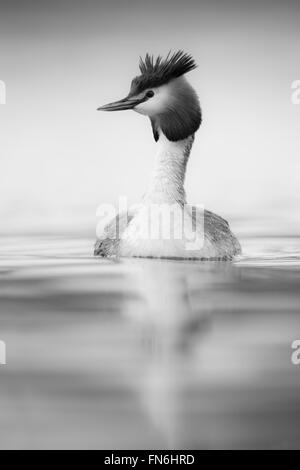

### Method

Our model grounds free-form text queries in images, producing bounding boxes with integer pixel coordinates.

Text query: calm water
[0,235,300,449]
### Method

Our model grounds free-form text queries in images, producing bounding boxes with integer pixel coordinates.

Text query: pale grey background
[0,0,299,235]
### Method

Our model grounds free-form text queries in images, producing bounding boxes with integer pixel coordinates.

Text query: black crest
[129,51,197,96]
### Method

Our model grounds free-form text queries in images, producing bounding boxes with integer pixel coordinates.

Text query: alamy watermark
[0,80,6,105]
[291,80,300,104]
[96,197,205,251]
[291,340,300,365]
[0,341,6,365]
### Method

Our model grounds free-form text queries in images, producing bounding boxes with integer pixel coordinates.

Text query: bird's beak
[97,96,143,112]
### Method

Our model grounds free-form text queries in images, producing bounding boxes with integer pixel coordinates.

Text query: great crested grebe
[95,51,241,260]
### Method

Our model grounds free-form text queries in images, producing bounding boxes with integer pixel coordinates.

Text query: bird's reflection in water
[123,260,217,448]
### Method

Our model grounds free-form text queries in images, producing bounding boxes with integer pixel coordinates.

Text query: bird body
[95,52,241,260]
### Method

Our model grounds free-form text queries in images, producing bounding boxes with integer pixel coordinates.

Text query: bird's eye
[146,90,154,98]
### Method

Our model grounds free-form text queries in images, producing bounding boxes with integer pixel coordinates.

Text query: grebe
[95,51,241,260]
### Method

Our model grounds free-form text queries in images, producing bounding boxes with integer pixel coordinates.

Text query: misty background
[0,0,299,237]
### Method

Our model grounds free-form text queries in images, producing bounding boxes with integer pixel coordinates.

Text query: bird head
[98,51,202,142]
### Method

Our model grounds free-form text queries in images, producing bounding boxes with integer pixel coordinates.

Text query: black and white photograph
[0,0,300,452]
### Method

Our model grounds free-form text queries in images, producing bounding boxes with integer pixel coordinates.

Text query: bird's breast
[118,203,208,258]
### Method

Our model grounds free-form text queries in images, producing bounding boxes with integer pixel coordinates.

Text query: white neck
[144,133,194,204]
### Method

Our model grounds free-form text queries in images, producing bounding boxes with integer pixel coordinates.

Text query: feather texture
[129,51,197,96]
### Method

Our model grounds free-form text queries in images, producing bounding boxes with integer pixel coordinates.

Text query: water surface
[0,235,299,449]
